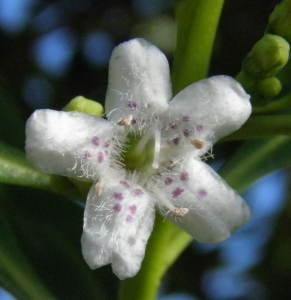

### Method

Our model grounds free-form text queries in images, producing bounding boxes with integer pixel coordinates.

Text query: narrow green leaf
[219,136,291,193]
[0,190,56,300]
[222,115,291,141]
[0,141,82,200]
[252,92,291,114]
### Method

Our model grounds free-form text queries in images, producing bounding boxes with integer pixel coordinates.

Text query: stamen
[134,129,153,154]
[151,186,175,211]
[152,186,188,217]
[117,115,133,126]
[190,139,204,149]
[95,179,104,196]
[152,128,161,169]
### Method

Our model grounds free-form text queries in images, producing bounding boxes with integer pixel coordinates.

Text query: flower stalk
[172,0,225,95]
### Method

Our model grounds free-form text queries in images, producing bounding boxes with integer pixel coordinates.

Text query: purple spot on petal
[172,137,179,145]
[129,205,137,214]
[165,178,173,185]
[170,122,177,130]
[83,151,91,159]
[113,192,123,201]
[92,137,100,146]
[114,203,122,212]
[198,189,207,197]
[133,189,143,196]
[104,140,110,148]
[131,118,137,124]
[128,101,138,110]
[196,125,203,132]
[180,172,189,182]
[126,215,133,222]
[172,187,184,198]
[120,180,129,188]
[182,115,190,122]
[183,129,191,138]
[97,152,104,163]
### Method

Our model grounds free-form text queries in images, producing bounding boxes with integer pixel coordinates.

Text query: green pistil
[123,136,147,170]
[123,135,154,173]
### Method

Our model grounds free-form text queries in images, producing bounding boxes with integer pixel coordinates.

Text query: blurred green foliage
[1,0,291,300]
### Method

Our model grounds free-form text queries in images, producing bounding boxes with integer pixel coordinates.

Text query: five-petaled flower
[25,38,252,280]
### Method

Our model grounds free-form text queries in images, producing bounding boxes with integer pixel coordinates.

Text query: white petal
[156,158,250,243]
[25,109,117,181]
[81,172,155,279]
[160,76,251,157]
[105,38,171,130]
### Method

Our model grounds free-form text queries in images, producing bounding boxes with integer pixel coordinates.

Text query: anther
[190,139,204,149]
[117,115,133,126]
[95,179,104,196]
[172,207,189,217]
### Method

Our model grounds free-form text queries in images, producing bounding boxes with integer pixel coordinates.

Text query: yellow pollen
[190,139,204,149]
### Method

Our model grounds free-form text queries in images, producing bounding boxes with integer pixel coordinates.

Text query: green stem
[172,0,225,95]
[119,1,225,299]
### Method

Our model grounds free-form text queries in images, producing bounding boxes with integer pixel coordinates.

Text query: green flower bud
[255,77,282,100]
[242,34,290,80]
[266,0,291,43]
[62,96,104,117]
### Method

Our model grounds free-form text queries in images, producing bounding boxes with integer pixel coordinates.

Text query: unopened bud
[242,34,290,80]
[62,96,104,117]
[255,77,282,100]
[266,0,291,43]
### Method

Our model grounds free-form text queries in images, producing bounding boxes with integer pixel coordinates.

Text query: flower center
[115,116,190,218]
[122,134,150,171]
[122,129,160,175]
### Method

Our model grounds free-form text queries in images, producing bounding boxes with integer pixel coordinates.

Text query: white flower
[25,38,252,280]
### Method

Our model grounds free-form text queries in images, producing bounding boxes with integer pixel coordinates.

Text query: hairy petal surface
[156,158,250,243]
[81,172,155,279]
[26,109,117,181]
[105,38,172,130]
[161,76,251,158]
